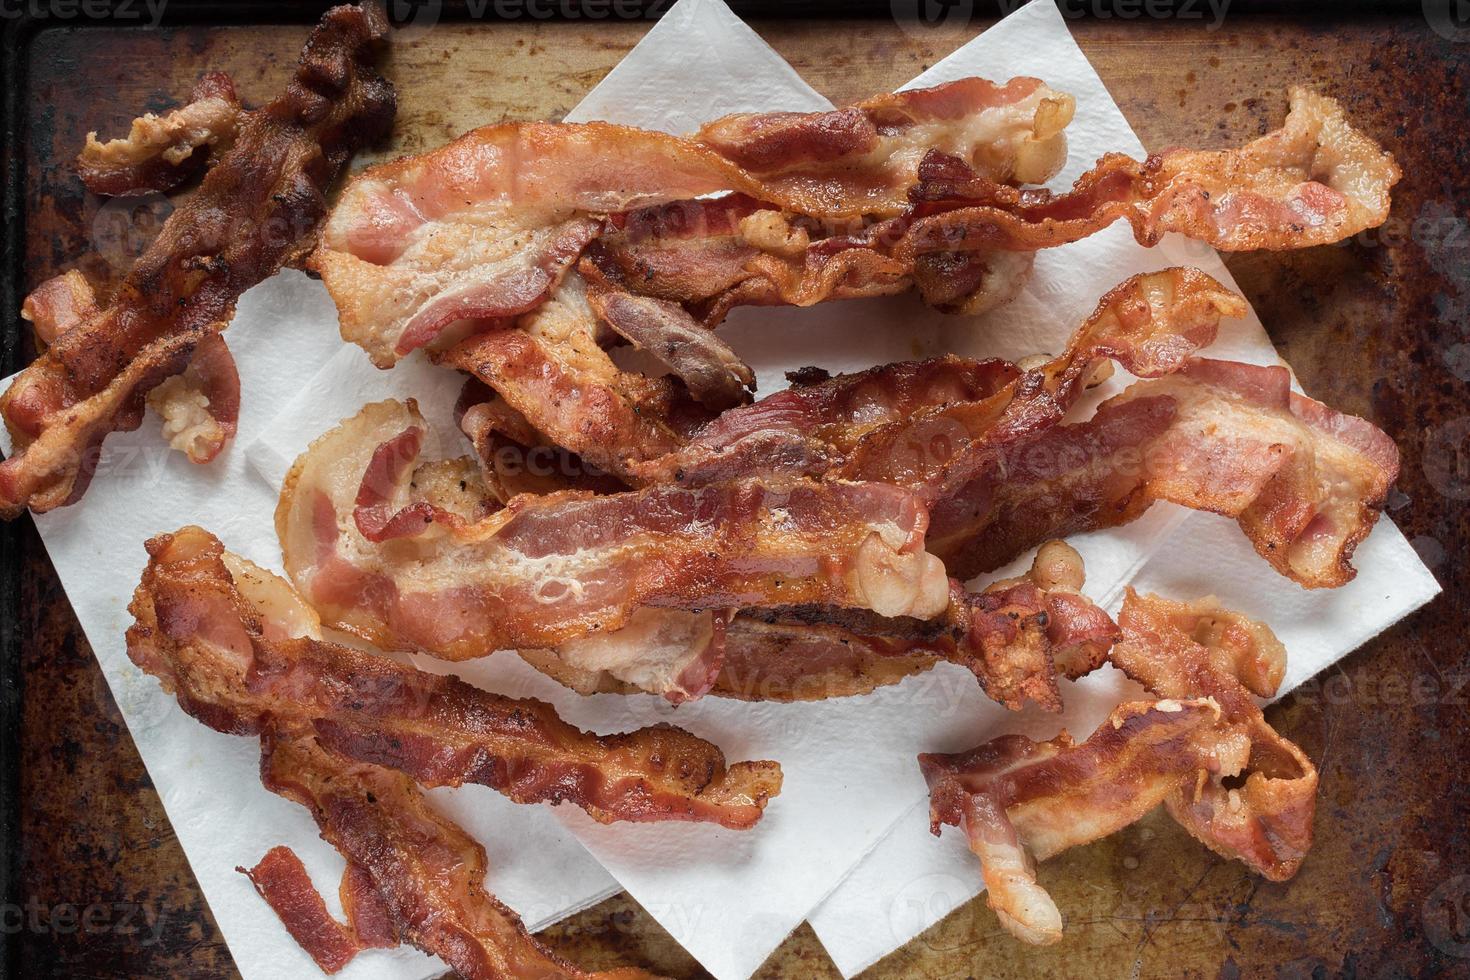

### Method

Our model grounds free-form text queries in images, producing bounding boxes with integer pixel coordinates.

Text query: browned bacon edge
[246,729,659,979]
[77,70,242,197]
[927,357,1400,588]
[126,525,783,828]
[921,591,1315,945]
[0,2,395,519]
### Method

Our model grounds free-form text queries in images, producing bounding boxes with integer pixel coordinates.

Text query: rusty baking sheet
[1,2,1464,977]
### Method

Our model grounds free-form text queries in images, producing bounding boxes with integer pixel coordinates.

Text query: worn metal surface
[7,9,1466,979]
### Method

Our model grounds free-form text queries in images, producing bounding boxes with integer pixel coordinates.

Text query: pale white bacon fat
[276,398,950,661]
[922,590,1315,945]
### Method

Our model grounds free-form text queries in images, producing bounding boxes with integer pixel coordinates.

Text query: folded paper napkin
[2,1,1439,979]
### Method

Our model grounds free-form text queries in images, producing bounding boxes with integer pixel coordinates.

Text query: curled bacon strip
[0,3,395,519]
[1109,589,1316,878]
[928,356,1400,588]
[311,77,1072,365]
[127,525,782,828]
[77,70,242,196]
[922,592,1314,945]
[908,87,1400,255]
[251,730,656,979]
[587,89,1396,335]
[277,398,949,658]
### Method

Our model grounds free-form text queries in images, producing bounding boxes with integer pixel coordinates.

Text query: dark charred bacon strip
[928,357,1400,588]
[1109,589,1316,879]
[78,70,242,196]
[126,526,783,828]
[922,592,1315,945]
[277,399,950,657]
[257,730,656,979]
[0,3,395,519]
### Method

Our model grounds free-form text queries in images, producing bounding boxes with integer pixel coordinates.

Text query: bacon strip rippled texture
[311,76,1074,366]
[245,731,658,979]
[126,525,782,828]
[0,2,395,519]
[312,85,1395,449]
[276,398,951,660]
[632,267,1397,589]
[921,590,1316,945]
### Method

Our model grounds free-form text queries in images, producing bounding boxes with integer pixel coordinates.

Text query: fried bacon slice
[921,592,1314,945]
[907,88,1399,255]
[1109,589,1316,878]
[277,398,949,659]
[127,525,782,828]
[637,267,1244,490]
[583,89,1395,337]
[0,3,395,519]
[435,277,704,481]
[249,729,656,979]
[528,540,1117,711]
[928,357,1400,587]
[310,77,1072,365]
[77,70,242,196]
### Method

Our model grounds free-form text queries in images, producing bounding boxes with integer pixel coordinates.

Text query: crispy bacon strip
[590,90,1394,334]
[127,525,782,828]
[635,267,1243,491]
[311,78,1072,365]
[928,357,1400,587]
[1109,589,1316,878]
[240,846,396,974]
[78,70,242,196]
[0,3,395,519]
[525,540,1116,710]
[907,88,1399,255]
[277,398,950,658]
[922,593,1315,945]
[256,730,656,979]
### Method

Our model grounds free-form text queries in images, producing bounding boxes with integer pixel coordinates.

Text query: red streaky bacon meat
[276,398,950,659]
[250,730,657,978]
[127,525,783,828]
[0,2,395,519]
[921,591,1315,945]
